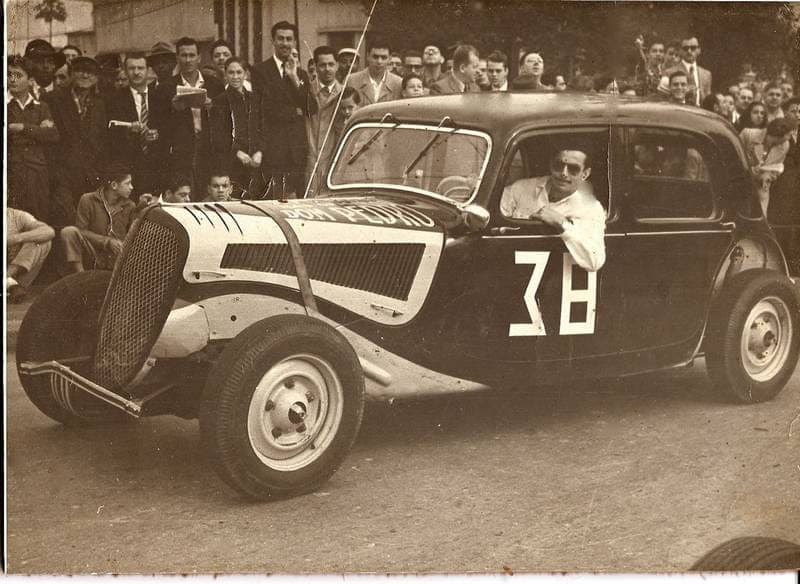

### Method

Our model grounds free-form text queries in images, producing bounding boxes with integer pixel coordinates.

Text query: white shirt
[369,70,387,103]
[179,71,205,132]
[273,54,286,78]
[500,175,607,272]
[130,86,148,121]
[681,59,700,105]
[492,80,508,91]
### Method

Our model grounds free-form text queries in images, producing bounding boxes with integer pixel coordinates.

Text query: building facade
[89,0,366,64]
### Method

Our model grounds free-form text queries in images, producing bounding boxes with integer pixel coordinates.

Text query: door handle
[720,222,736,230]
[489,226,521,235]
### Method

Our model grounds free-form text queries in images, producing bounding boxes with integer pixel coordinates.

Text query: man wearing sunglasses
[500,149,606,272]
[659,35,711,107]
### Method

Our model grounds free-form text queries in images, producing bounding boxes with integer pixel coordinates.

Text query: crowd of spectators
[5,25,799,301]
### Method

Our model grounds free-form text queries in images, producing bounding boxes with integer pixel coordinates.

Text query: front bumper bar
[19,358,144,418]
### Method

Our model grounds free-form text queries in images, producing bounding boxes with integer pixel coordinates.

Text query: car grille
[220,243,425,301]
[93,214,186,392]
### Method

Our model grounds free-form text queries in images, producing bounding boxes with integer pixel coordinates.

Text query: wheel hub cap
[247,355,344,472]
[741,297,793,382]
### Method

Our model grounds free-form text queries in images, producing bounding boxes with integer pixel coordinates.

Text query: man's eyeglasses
[551,161,583,175]
[682,45,700,51]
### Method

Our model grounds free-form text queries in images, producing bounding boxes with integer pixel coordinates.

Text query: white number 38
[509,251,598,337]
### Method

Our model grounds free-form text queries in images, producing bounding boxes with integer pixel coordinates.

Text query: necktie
[139,90,150,152]
[139,91,149,127]
[689,65,699,105]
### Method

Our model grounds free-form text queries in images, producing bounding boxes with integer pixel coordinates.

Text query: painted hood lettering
[270,200,437,230]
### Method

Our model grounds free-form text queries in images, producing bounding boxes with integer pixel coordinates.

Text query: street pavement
[5,296,800,574]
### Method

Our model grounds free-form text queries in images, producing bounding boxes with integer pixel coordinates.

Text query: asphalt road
[6,299,800,574]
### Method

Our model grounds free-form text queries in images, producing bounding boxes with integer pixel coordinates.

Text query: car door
[460,125,629,384]
[610,125,736,367]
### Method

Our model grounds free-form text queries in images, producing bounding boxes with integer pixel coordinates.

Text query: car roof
[349,92,734,138]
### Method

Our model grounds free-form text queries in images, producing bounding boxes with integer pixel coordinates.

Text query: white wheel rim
[740,297,793,382]
[247,354,344,472]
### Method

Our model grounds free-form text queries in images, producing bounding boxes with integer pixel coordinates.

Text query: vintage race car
[17,93,800,500]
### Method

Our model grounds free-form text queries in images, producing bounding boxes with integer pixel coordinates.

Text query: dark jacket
[250,57,317,170]
[106,85,170,164]
[8,95,59,168]
[153,73,225,161]
[44,85,109,194]
[210,86,264,158]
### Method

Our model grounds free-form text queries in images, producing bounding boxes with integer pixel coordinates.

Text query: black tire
[199,314,365,500]
[691,537,800,571]
[706,269,800,403]
[16,270,128,424]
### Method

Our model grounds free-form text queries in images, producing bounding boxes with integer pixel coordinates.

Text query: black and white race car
[17,93,800,500]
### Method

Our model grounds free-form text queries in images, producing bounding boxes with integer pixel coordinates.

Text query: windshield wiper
[403,116,456,177]
[346,113,398,166]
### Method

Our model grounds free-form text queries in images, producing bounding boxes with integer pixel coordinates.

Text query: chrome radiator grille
[93,216,185,391]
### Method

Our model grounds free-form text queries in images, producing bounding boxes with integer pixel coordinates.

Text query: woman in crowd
[7,55,60,222]
[736,101,767,132]
[740,116,797,216]
[211,56,264,197]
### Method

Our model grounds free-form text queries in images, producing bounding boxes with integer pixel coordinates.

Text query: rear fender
[711,236,788,298]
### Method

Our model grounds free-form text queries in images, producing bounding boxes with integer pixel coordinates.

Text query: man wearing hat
[24,39,66,99]
[46,55,109,214]
[336,48,360,83]
[147,41,177,88]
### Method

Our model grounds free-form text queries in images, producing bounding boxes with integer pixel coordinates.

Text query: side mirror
[461,204,490,232]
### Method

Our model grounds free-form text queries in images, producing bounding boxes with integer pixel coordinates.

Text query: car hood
[156,195,455,326]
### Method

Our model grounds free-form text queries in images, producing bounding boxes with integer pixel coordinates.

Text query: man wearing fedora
[46,55,109,218]
[147,41,177,88]
[24,39,65,99]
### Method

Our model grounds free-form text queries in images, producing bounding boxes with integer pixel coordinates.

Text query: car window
[628,128,715,220]
[328,124,491,205]
[499,129,610,221]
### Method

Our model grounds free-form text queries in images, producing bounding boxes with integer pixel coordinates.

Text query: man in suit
[154,36,225,199]
[429,44,481,95]
[486,51,509,91]
[46,56,109,221]
[347,39,402,106]
[659,36,711,107]
[107,53,169,200]
[250,21,316,198]
[306,45,344,195]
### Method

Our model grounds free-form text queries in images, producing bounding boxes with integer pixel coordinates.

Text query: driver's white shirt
[501,175,606,271]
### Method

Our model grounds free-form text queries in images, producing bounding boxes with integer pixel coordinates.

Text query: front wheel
[706,269,800,403]
[199,315,365,500]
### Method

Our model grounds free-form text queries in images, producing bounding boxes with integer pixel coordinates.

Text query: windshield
[327,123,492,205]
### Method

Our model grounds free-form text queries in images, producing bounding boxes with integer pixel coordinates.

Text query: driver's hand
[532,206,567,230]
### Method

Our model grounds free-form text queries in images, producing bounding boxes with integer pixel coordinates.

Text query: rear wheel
[199,315,365,500]
[706,269,800,403]
[16,270,129,424]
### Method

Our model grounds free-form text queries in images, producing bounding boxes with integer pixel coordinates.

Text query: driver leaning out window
[500,149,606,272]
